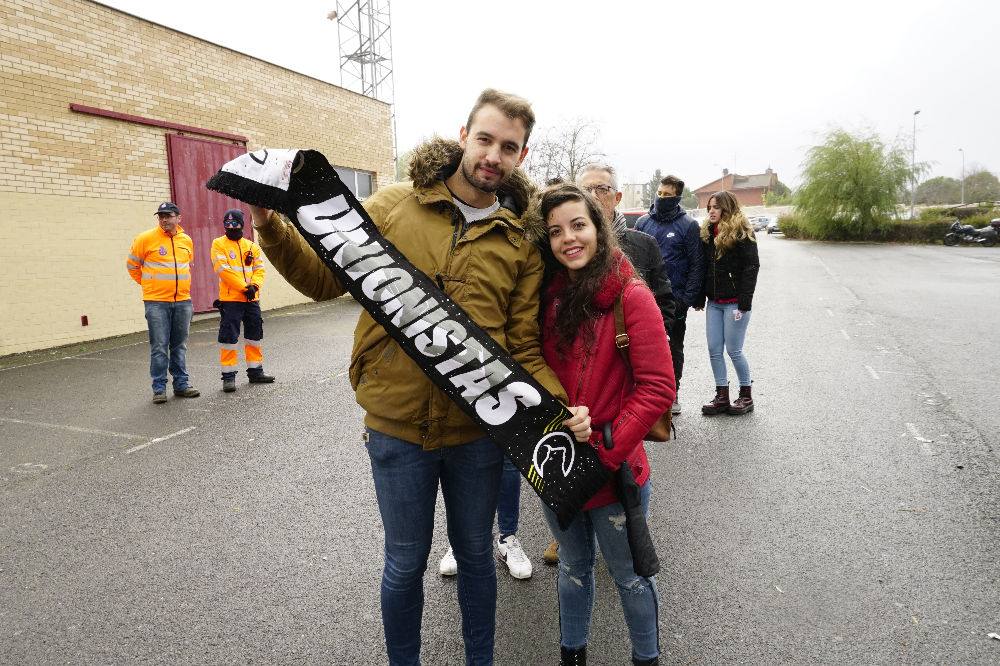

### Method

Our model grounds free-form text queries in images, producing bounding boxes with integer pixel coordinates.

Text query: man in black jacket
[577,163,675,335]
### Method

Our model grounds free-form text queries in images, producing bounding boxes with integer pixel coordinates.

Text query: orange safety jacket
[211,235,265,301]
[126,225,194,301]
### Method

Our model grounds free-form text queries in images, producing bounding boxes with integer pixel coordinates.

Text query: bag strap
[613,293,631,368]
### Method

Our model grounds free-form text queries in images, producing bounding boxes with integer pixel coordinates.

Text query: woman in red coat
[538,183,675,666]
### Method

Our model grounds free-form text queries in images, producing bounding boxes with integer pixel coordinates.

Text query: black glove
[244,284,258,301]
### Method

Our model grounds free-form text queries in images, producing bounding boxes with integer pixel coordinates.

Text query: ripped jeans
[542,480,659,661]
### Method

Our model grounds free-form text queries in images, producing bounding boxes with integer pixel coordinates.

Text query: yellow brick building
[0,0,394,356]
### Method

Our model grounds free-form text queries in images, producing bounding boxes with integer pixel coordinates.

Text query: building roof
[694,170,777,194]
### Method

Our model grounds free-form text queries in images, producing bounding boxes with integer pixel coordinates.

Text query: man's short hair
[545,176,565,186]
[466,88,536,147]
[659,175,685,195]
[576,163,618,191]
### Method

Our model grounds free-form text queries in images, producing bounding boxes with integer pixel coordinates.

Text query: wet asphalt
[1,235,998,665]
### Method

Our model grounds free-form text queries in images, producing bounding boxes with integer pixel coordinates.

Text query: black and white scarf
[206,149,609,527]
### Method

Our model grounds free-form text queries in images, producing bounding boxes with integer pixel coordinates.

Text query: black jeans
[669,300,687,392]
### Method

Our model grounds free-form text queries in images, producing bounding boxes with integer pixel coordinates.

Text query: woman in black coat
[693,191,760,415]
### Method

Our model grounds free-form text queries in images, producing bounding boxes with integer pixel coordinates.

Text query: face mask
[654,196,682,218]
[225,227,244,241]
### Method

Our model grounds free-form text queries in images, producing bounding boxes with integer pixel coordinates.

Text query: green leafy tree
[640,169,663,208]
[395,149,413,182]
[796,129,922,239]
[964,170,1000,203]
[680,186,697,209]
[914,176,961,204]
[763,181,793,206]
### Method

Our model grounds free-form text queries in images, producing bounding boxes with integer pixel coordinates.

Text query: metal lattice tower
[330,1,396,164]
[330,1,394,103]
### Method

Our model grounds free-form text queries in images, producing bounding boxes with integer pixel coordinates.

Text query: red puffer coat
[542,252,676,510]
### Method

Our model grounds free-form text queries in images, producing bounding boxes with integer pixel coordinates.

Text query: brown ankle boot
[728,385,754,415]
[702,386,730,415]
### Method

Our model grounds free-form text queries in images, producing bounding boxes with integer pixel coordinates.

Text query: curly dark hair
[539,183,619,355]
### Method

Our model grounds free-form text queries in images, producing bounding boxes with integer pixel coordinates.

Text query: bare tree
[523,118,605,185]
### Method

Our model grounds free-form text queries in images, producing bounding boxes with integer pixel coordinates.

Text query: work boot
[633,657,658,666]
[560,645,586,666]
[173,386,200,398]
[152,392,167,404]
[728,385,754,415]
[223,377,237,393]
[701,386,730,415]
[543,539,559,565]
[247,371,275,384]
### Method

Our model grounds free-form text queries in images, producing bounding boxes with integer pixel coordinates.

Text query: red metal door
[166,134,250,312]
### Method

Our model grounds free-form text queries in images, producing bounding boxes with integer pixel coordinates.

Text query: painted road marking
[0,417,146,441]
[864,365,880,379]
[905,423,935,455]
[125,427,196,455]
[905,423,933,443]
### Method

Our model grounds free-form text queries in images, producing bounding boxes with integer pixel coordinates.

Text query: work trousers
[217,300,264,379]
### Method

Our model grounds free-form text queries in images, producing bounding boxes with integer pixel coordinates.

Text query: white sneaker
[497,535,532,579]
[672,398,682,415]
[439,546,457,576]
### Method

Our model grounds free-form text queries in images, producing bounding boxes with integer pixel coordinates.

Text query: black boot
[633,657,659,666]
[701,386,730,415]
[728,385,754,415]
[560,645,586,666]
[247,370,275,384]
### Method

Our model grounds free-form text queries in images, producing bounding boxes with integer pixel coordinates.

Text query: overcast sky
[96,0,998,190]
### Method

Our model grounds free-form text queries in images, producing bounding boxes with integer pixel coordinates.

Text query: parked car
[749,215,773,232]
[621,208,647,229]
[766,218,781,234]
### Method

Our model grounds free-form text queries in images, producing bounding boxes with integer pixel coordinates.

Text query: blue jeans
[705,301,752,387]
[496,458,521,538]
[143,300,193,393]
[542,481,659,661]
[366,429,503,666]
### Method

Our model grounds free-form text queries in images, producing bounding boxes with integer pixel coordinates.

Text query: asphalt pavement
[1,235,998,665]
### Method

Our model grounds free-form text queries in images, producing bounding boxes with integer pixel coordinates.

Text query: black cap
[155,202,180,215]
[223,209,245,225]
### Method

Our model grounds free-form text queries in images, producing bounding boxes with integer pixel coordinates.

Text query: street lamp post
[910,109,920,220]
[959,147,965,205]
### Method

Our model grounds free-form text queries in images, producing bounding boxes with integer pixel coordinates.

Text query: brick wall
[0,0,394,355]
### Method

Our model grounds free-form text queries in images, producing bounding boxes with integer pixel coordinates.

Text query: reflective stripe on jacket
[126,226,193,301]
[211,236,265,301]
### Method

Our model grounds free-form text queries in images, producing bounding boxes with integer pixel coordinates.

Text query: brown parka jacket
[253,138,567,449]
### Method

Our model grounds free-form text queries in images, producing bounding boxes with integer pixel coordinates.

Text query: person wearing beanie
[210,208,275,392]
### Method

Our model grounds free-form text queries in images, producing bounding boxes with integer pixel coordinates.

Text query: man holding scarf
[247,89,590,665]
[636,176,704,414]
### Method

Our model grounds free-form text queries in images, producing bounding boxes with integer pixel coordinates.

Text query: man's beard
[460,157,504,194]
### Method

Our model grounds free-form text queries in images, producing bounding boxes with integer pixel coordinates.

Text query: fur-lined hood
[406,137,544,241]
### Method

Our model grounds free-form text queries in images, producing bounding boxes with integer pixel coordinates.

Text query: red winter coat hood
[542,251,675,511]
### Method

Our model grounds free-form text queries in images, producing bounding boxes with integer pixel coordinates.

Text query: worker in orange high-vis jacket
[127,201,201,403]
[211,209,275,393]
